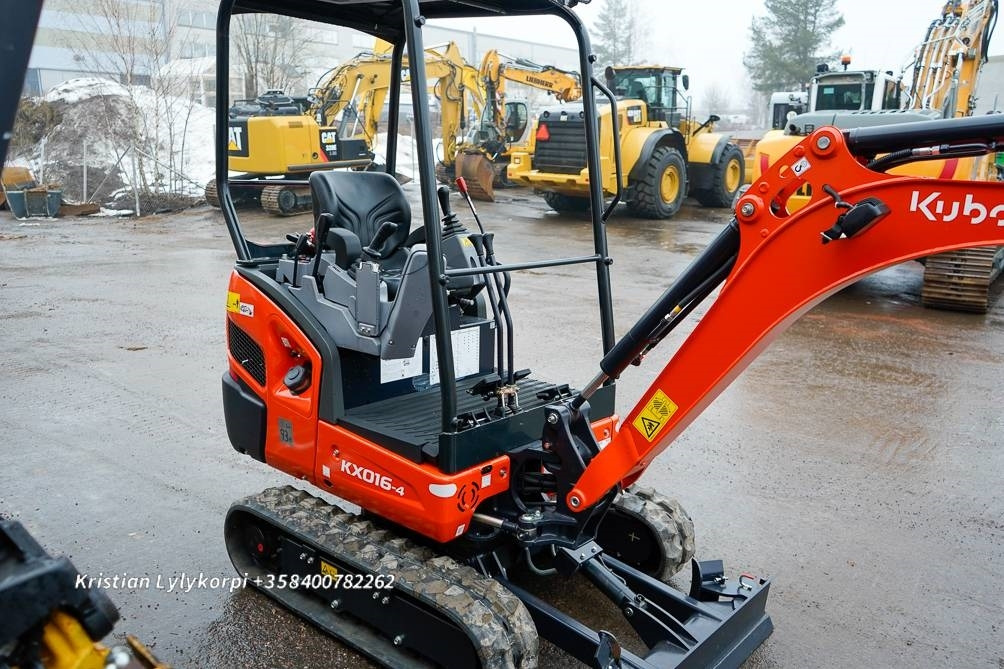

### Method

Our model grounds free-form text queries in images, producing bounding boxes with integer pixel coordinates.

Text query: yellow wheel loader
[507,65,745,218]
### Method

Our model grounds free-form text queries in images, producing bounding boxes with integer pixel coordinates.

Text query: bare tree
[591,0,647,68]
[64,0,204,202]
[703,84,732,116]
[232,14,316,97]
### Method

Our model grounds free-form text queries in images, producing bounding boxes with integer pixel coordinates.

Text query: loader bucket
[455,151,496,201]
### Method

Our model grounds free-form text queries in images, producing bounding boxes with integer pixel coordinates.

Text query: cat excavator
[215,1,1004,668]
[208,41,484,215]
[751,0,1001,311]
[453,49,583,201]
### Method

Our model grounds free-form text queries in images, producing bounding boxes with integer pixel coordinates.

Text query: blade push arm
[568,116,1004,510]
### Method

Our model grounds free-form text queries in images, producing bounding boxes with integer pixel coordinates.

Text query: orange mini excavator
[215,2,1004,667]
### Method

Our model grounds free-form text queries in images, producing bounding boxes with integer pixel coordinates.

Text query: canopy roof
[232,0,587,43]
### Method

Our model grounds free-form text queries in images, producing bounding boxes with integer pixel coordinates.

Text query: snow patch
[44,77,131,104]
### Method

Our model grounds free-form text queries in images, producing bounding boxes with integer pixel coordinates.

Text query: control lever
[311,212,336,280]
[437,184,453,218]
[362,220,399,259]
[455,177,486,234]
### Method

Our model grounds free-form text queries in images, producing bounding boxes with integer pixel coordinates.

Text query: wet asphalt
[0,188,1001,669]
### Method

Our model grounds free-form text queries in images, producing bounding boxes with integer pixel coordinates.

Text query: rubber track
[232,486,538,669]
[204,179,219,208]
[921,246,1004,313]
[613,486,696,581]
[261,185,312,216]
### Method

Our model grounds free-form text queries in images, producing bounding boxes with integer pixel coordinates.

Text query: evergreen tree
[591,0,637,68]
[744,0,845,93]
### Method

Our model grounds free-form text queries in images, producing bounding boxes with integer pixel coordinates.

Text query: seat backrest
[309,171,411,251]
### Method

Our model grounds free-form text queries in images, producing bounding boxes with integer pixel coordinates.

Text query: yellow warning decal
[226,291,240,313]
[319,560,339,579]
[632,390,678,442]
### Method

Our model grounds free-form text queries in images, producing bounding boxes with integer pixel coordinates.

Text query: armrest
[325,228,362,270]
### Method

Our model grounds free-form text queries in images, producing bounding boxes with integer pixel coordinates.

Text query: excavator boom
[570,115,1004,507]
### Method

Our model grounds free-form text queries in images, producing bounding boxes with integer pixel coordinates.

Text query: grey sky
[438,0,1002,110]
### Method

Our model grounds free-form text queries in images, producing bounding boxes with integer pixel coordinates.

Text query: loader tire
[693,143,745,208]
[542,191,590,213]
[597,485,695,581]
[626,146,686,219]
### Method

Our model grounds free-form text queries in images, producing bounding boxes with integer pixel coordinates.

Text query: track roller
[225,486,538,669]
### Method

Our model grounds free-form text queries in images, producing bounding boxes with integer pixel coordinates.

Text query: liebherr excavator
[215,1,1004,668]
[752,0,1001,312]
[453,49,583,201]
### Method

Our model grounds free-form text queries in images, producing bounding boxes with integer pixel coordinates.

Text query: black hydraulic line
[634,252,737,362]
[591,77,623,221]
[471,235,506,384]
[456,181,505,382]
[483,234,515,385]
[599,222,740,380]
[402,0,457,432]
[845,114,1004,155]
[866,142,992,172]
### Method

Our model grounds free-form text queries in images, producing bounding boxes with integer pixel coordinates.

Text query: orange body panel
[314,424,511,543]
[570,127,1004,508]
[227,273,322,480]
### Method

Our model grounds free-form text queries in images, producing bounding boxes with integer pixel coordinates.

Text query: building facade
[27,1,578,107]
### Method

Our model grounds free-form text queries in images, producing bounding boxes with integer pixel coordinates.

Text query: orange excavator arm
[568,116,1004,509]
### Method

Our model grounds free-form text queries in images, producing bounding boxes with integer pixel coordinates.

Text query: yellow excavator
[453,50,583,200]
[208,41,483,215]
[507,65,745,218]
[750,0,1000,311]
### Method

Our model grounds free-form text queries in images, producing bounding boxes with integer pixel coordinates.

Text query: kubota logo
[910,191,1004,225]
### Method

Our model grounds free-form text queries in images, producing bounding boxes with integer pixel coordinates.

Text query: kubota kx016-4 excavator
[216,1,1004,667]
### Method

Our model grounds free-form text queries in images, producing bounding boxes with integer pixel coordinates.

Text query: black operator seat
[308,170,412,297]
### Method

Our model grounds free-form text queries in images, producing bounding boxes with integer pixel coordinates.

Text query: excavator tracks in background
[225,486,539,669]
[261,184,312,216]
[921,246,1004,312]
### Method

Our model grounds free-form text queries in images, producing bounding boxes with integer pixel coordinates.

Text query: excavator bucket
[455,151,496,201]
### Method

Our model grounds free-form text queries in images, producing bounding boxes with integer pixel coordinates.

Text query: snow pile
[19,77,216,205]
[44,77,131,104]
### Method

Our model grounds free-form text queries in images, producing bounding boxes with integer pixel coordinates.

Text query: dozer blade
[455,152,496,202]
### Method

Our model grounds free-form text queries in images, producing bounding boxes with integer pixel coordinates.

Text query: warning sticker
[226,291,240,313]
[632,390,678,442]
[319,560,339,579]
